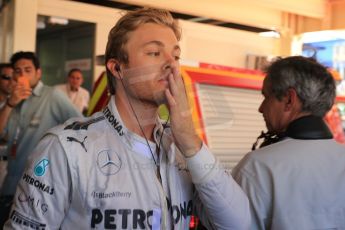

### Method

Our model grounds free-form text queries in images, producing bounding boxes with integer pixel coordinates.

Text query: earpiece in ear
[115,63,123,80]
[115,63,121,72]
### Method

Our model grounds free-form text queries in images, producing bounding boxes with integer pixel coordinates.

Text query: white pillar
[12,0,38,53]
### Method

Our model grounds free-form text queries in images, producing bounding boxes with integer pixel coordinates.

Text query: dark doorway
[36,15,95,92]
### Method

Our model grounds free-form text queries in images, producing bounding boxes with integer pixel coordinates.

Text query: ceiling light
[259,31,280,38]
[302,30,345,43]
[48,16,69,25]
[36,21,46,29]
[37,15,46,29]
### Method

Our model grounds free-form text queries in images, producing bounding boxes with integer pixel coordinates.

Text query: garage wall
[197,83,265,169]
[180,20,279,68]
[1,0,280,78]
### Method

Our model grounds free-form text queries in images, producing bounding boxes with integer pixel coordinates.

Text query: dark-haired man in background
[0,51,82,227]
[0,63,14,109]
[0,63,14,195]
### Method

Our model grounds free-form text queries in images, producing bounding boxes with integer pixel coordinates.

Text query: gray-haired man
[233,56,345,230]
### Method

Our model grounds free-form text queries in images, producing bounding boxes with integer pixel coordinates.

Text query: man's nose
[162,53,177,71]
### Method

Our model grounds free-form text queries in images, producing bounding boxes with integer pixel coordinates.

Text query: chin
[153,96,167,106]
[151,91,167,105]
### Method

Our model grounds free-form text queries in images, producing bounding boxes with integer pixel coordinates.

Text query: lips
[158,74,171,87]
[157,78,169,88]
[158,76,169,83]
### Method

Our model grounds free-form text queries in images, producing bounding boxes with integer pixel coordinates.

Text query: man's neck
[69,84,79,92]
[115,93,158,141]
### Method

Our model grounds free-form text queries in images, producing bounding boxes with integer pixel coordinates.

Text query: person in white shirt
[56,68,90,114]
[232,56,345,230]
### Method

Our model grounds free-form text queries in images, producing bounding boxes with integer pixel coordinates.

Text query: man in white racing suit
[5,8,250,229]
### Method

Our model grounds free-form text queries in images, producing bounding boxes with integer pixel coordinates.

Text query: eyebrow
[143,40,180,52]
[15,66,33,70]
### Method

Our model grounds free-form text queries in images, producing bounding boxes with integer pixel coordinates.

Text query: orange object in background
[17,76,30,89]
[189,215,199,229]
[329,68,342,81]
[324,104,345,144]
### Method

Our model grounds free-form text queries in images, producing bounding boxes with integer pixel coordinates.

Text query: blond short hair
[105,8,181,94]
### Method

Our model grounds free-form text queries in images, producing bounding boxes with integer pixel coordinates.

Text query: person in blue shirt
[0,51,82,227]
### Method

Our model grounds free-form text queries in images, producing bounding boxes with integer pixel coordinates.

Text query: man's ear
[37,68,42,80]
[284,88,298,111]
[106,59,121,80]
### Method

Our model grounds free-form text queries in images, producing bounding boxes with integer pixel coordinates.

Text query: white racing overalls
[5,96,250,230]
